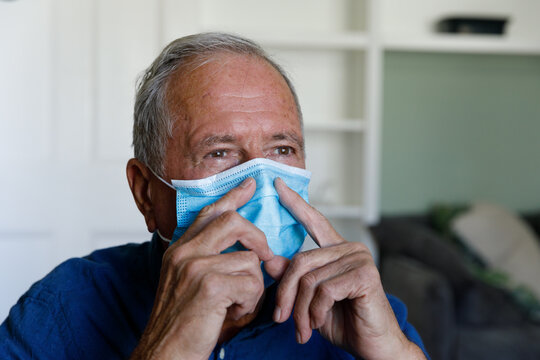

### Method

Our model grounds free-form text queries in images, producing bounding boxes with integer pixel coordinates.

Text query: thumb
[264,255,290,281]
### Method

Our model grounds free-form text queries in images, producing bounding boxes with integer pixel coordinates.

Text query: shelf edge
[383,38,540,55]
[254,32,370,50]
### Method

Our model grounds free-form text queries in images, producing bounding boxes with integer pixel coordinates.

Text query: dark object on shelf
[436,16,509,35]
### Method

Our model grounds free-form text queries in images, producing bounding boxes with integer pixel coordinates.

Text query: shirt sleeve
[387,293,431,360]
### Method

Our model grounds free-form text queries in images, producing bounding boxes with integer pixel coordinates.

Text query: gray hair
[133,32,303,177]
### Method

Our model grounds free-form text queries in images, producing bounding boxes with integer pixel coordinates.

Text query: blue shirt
[0,234,429,359]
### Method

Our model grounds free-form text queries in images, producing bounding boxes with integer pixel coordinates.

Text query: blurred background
[1,0,539,358]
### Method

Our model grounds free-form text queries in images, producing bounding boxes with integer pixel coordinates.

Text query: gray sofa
[370,214,540,360]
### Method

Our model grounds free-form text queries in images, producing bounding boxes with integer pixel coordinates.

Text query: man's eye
[275,146,293,156]
[209,149,228,158]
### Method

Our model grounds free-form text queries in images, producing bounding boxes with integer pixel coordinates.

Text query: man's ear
[126,158,157,233]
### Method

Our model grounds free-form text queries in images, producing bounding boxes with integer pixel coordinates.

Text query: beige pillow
[451,203,540,299]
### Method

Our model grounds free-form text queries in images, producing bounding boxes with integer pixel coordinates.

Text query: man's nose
[243,148,265,162]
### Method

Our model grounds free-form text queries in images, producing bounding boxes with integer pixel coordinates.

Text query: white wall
[0,0,153,320]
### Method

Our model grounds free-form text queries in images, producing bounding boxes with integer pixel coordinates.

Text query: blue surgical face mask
[152,158,311,287]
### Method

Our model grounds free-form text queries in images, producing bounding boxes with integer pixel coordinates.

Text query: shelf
[304,119,366,132]
[384,36,540,55]
[313,204,365,219]
[253,32,369,50]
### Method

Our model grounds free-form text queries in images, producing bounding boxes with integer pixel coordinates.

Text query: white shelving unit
[164,0,383,227]
[264,1,380,226]
[381,0,540,56]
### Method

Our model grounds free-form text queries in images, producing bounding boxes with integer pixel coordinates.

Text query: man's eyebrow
[272,132,305,151]
[198,135,237,148]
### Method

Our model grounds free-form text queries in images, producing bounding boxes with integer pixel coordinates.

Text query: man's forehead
[167,53,293,107]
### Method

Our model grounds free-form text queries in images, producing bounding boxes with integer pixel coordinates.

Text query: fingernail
[240,177,253,188]
[273,306,281,322]
[296,331,302,344]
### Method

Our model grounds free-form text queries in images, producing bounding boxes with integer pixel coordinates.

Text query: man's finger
[293,253,362,342]
[186,251,265,280]
[308,270,357,330]
[196,272,265,321]
[187,210,273,261]
[274,243,361,323]
[180,177,256,242]
[263,255,289,282]
[274,177,343,248]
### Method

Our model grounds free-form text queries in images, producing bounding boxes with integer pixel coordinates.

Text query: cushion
[372,217,473,287]
[451,203,540,300]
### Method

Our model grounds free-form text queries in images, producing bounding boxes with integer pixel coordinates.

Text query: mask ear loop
[147,166,176,244]
[156,229,172,243]
[148,167,176,191]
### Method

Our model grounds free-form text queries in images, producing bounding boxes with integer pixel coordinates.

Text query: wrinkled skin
[126,53,426,360]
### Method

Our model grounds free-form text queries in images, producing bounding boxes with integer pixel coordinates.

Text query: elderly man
[0,33,428,359]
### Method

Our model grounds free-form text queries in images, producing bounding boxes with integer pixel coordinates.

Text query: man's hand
[265,178,426,360]
[131,178,273,360]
